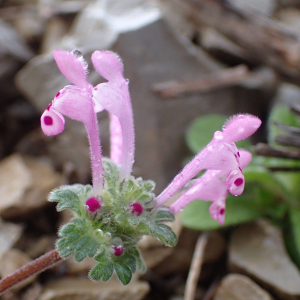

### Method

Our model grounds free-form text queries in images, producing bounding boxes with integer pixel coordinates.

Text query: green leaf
[57,218,101,261]
[152,224,178,247]
[243,166,288,200]
[49,189,81,214]
[114,262,132,285]
[268,105,299,146]
[186,115,226,154]
[89,253,114,281]
[251,156,300,169]
[285,208,300,269]
[274,172,300,206]
[48,184,93,216]
[143,181,155,192]
[122,254,136,273]
[131,248,146,273]
[155,209,175,223]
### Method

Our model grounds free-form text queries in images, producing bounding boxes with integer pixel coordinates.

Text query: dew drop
[111,237,122,247]
[104,232,111,239]
[72,49,83,57]
[103,218,110,224]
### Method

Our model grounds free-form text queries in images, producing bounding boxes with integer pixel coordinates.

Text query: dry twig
[184,232,210,300]
[162,0,300,83]
[253,143,300,160]
[153,65,249,98]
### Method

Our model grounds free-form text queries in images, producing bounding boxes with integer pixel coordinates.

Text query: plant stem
[85,109,103,196]
[0,249,63,295]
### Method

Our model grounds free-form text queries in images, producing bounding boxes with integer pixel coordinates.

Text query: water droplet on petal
[72,49,83,57]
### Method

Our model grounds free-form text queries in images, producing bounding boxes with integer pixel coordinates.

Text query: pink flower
[156,114,261,208]
[170,150,252,225]
[92,51,134,181]
[40,50,103,196]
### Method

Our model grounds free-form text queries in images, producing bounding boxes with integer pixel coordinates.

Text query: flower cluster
[41,50,261,284]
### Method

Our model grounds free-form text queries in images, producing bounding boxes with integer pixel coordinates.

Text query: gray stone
[0,154,61,218]
[0,19,33,61]
[0,154,32,213]
[0,219,23,257]
[229,220,300,300]
[139,215,182,269]
[152,229,226,277]
[214,274,273,300]
[272,83,300,107]
[276,8,300,33]
[231,0,276,15]
[277,0,300,7]
[39,277,150,300]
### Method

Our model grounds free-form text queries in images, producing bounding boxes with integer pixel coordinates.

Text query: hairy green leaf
[155,209,175,223]
[114,262,132,285]
[152,224,177,247]
[89,253,114,281]
[57,218,100,260]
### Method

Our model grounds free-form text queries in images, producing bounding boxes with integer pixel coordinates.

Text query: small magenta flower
[170,150,252,224]
[40,50,103,196]
[156,114,261,208]
[129,202,144,216]
[92,51,134,181]
[85,197,101,213]
[112,245,124,257]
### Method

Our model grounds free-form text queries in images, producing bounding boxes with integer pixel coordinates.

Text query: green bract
[49,158,177,285]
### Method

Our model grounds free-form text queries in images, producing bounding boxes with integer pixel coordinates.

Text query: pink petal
[169,174,227,215]
[41,106,65,136]
[209,200,226,225]
[222,114,261,143]
[93,97,104,113]
[109,113,123,165]
[93,83,122,116]
[239,150,252,169]
[93,82,135,180]
[156,140,239,207]
[225,168,245,196]
[92,51,124,82]
[53,86,94,124]
[53,50,89,88]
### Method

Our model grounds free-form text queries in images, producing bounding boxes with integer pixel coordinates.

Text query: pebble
[214,274,274,300]
[229,220,300,300]
[0,154,61,218]
[39,277,150,300]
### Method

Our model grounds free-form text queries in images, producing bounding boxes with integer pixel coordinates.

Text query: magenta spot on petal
[130,203,143,216]
[44,116,53,126]
[56,91,60,98]
[85,197,101,212]
[46,104,52,111]
[219,208,225,215]
[113,246,124,256]
[237,152,240,157]
[234,178,244,186]
[234,154,237,158]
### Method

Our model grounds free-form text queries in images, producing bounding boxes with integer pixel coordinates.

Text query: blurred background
[2,0,300,299]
